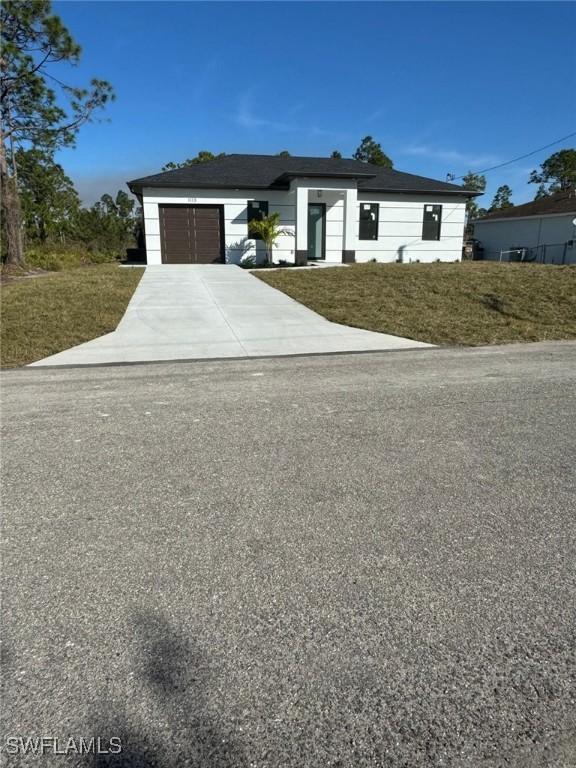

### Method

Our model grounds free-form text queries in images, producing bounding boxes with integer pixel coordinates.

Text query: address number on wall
[187,198,197,203]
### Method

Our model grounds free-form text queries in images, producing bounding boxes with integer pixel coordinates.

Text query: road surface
[2,342,575,766]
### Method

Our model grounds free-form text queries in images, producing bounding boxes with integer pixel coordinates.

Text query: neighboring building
[127,155,476,266]
[473,190,576,264]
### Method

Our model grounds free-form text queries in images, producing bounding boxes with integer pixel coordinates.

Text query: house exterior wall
[356,193,467,263]
[142,187,296,266]
[473,213,576,264]
[141,187,469,265]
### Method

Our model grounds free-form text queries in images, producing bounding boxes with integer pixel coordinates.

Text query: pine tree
[353,136,393,167]
[1,1,113,266]
[489,185,514,211]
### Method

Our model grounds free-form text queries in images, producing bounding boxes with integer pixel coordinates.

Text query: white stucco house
[473,190,576,264]
[127,154,477,266]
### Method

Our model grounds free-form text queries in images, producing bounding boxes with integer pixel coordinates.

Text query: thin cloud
[505,165,535,180]
[365,107,386,123]
[401,144,500,169]
[234,94,349,144]
[309,126,350,140]
[235,93,295,132]
[191,56,220,102]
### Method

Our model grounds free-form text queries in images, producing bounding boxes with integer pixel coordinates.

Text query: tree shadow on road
[89,609,247,768]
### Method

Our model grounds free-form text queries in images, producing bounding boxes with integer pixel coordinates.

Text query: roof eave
[128,182,475,196]
[359,186,477,196]
[476,209,576,223]
[127,181,291,194]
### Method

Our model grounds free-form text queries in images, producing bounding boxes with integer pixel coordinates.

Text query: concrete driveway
[31,265,431,366]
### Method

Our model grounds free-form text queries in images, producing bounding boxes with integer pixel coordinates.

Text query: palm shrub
[248,212,291,266]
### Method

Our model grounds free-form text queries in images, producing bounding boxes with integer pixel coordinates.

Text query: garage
[159,204,223,264]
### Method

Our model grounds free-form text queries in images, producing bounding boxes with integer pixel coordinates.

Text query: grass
[0,264,143,367]
[256,262,576,346]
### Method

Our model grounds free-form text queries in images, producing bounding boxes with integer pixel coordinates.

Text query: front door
[307,203,326,261]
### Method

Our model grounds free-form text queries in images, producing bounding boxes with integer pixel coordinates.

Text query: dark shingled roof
[477,190,576,221]
[128,154,476,196]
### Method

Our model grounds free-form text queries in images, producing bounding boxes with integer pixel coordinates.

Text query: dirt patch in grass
[0,267,51,285]
[256,262,576,346]
[0,264,143,367]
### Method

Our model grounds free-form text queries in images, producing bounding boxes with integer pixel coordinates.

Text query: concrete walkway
[30,265,432,366]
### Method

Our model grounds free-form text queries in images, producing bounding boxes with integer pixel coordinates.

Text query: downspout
[535,215,544,263]
[536,215,543,247]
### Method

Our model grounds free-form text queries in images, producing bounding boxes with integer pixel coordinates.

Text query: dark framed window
[247,200,268,239]
[359,203,379,240]
[422,204,442,241]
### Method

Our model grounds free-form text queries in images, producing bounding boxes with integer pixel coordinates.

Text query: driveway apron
[30,265,432,366]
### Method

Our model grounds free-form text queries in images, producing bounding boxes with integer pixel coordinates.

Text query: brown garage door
[159,205,223,264]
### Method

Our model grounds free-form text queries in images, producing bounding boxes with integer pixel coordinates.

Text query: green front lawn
[0,264,143,367]
[256,262,576,346]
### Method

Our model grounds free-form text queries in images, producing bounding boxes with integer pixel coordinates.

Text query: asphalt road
[1,343,575,767]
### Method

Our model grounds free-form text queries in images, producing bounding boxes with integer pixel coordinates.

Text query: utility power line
[447,130,576,182]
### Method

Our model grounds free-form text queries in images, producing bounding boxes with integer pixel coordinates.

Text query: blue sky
[52,1,575,206]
